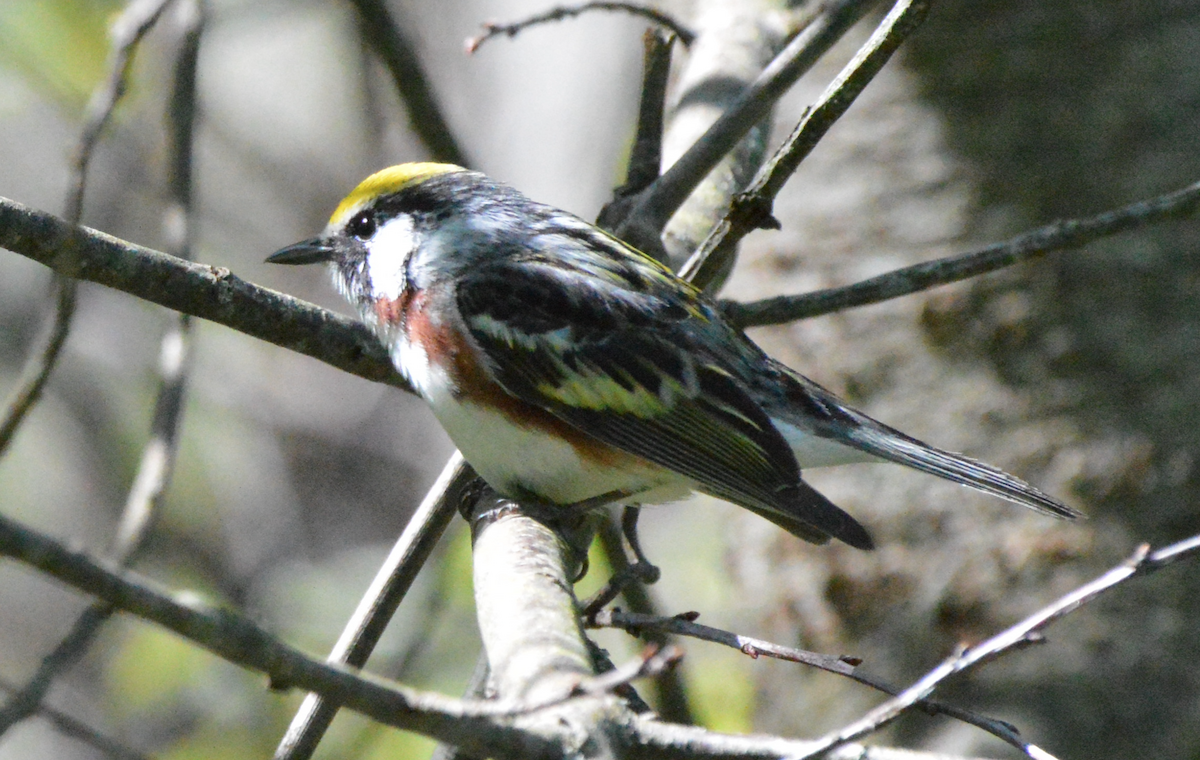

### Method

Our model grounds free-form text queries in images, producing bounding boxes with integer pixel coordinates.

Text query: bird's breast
[394,296,672,505]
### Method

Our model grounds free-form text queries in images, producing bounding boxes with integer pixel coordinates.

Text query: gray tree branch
[273,454,474,760]
[680,0,930,287]
[347,0,470,165]
[724,178,1200,326]
[0,197,408,391]
[466,1,695,52]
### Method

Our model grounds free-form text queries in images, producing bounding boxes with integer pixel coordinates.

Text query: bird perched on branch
[269,162,1078,550]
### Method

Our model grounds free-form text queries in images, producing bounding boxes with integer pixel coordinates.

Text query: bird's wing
[454,238,871,548]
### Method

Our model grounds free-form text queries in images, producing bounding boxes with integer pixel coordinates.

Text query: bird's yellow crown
[329,162,464,227]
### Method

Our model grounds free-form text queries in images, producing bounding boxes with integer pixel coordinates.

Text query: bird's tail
[842,421,1080,519]
[768,362,1080,519]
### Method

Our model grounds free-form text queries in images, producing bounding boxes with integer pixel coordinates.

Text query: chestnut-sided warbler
[268,163,1078,550]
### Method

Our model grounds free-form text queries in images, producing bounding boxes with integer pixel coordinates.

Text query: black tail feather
[749,480,875,550]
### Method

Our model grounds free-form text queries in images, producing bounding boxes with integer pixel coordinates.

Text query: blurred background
[1,1,1198,758]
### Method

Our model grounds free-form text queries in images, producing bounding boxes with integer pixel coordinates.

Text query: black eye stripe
[347,210,377,239]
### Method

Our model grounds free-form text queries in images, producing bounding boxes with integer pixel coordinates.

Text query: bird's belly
[771,418,878,468]
[432,394,682,505]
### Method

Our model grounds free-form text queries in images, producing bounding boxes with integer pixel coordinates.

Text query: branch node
[731,192,782,231]
[1128,543,1152,567]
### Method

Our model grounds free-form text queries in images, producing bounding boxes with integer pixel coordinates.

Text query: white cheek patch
[365,216,418,301]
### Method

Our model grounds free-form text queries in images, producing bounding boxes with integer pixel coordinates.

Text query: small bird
[268,163,1078,550]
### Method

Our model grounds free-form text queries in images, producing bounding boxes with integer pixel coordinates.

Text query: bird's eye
[347,211,377,239]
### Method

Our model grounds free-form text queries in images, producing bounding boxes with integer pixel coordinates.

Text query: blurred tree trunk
[726,2,1200,756]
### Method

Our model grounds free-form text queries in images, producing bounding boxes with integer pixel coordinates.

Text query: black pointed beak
[266,237,337,265]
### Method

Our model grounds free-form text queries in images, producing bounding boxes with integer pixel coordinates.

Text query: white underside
[771,418,878,468]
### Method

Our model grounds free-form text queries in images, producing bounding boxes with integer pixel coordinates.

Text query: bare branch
[348,0,469,165]
[470,501,595,704]
[570,645,683,699]
[0,677,150,760]
[723,178,1200,327]
[592,609,1037,756]
[0,197,409,391]
[596,27,675,234]
[0,508,565,759]
[631,721,995,760]
[681,0,930,288]
[593,609,856,672]
[110,0,205,563]
[467,1,694,53]
[615,0,882,258]
[802,535,1200,758]
[624,29,674,193]
[274,454,475,760]
[0,0,172,457]
[593,513,695,725]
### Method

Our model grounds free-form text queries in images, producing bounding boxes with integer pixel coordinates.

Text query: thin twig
[593,512,695,725]
[680,0,930,288]
[273,454,475,760]
[466,1,694,53]
[592,609,856,671]
[596,27,675,234]
[591,609,1036,756]
[723,178,1200,327]
[0,0,172,457]
[569,645,682,699]
[614,0,881,254]
[348,0,469,165]
[0,677,149,760]
[623,28,673,194]
[110,0,206,562]
[802,535,1200,759]
[586,639,655,715]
